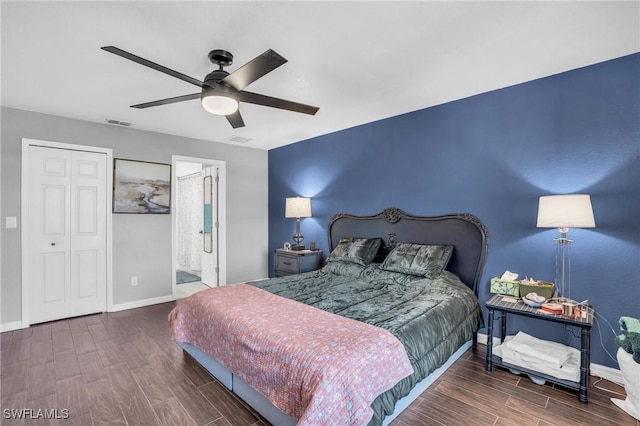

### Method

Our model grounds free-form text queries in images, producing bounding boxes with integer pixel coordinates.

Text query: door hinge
[215,266,219,273]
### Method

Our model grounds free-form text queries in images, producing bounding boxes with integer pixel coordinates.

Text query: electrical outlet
[131,276,138,286]
[6,217,17,229]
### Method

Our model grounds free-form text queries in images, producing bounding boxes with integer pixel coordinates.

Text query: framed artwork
[113,158,171,214]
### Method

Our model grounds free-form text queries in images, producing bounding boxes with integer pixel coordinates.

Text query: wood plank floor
[0,301,636,426]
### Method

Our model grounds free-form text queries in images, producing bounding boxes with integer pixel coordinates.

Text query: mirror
[203,175,213,253]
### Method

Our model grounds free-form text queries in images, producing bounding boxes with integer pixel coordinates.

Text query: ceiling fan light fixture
[103,46,318,127]
[201,91,239,116]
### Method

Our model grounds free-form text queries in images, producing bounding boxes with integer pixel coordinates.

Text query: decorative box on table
[519,281,556,300]
[490,278,520,297]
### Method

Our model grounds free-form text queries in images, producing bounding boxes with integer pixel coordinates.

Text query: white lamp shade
[285,197,312,218]
[537,194,596,228]
[201,92,239,115]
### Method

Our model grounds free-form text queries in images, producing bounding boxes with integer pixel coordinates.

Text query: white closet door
[28,146,107,324]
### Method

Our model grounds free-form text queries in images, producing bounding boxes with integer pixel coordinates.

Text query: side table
[274,249,323,277]
[485,294,594,403]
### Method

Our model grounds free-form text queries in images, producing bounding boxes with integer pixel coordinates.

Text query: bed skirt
[176,340,472,426]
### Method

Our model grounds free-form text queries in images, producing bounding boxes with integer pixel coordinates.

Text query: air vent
[105,119,132,127]
[227,135,252,144]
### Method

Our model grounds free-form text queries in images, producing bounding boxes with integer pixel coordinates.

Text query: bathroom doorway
[175,161,203,284]
[172,156,226,299]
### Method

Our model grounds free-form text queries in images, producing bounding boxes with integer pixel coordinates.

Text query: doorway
[172,155,226,300]
[21,138,113,326]
[175,161,203,285]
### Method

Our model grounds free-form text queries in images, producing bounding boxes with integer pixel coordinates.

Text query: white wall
[0,107,269,325]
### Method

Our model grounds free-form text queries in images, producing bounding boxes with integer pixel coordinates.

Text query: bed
[169,207,489,425]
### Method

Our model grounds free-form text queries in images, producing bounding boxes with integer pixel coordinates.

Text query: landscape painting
[113,159,171,214]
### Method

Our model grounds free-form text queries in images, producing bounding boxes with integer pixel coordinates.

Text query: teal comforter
[250,263,484,425]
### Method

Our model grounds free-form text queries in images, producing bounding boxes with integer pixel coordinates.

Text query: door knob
[51,242,56,246]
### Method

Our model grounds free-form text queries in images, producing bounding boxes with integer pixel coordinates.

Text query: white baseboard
[0,321,25,332]
[109,295,175,312]
[476,332,623,386]
[476,332,499,346]
[1,296,175,332]
[590,363,624,386]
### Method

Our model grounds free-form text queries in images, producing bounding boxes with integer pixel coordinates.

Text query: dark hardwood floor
[1,301,636,426]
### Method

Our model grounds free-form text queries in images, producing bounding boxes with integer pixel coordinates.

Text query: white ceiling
[2,1,638,150]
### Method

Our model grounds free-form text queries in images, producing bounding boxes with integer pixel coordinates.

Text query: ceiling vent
[105,118,132,127]
[226,135,252,144]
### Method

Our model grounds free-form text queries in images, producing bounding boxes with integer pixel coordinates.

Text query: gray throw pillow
[326,237,382,266]
[380,243,453,278]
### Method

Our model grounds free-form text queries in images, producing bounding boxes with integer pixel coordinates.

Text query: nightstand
[485,294,594,403]
[274,249,323,277]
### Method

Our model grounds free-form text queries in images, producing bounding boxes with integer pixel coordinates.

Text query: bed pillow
[360,263,426,285]
[322,260,367,277]
[326,237,381,266]
[380,243,453,278]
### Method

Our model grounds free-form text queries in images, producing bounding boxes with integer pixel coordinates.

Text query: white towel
[506,331,576,367]
[494,334,580,382]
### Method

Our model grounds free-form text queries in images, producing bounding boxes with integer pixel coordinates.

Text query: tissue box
[519,281,556,300]
[490,278,520,297]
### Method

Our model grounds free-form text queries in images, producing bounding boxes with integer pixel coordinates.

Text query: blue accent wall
[268,53,640,368]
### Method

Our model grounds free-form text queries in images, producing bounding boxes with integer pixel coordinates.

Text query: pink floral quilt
[169,284,413,425]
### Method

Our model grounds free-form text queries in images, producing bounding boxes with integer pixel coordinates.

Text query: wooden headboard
[328,207,489,294]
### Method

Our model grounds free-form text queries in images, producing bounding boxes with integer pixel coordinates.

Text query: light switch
[6,217,17,229]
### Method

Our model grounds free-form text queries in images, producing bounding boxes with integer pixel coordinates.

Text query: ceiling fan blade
[225,110,245,128]
[131,93,201,109]
[221,49,287,91]
[102,46,203,88]
[238,91,319,115]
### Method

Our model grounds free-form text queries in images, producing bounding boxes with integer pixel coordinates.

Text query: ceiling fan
[101,46,319,128]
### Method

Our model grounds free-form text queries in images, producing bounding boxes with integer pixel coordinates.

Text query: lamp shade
[285,197,312,218]
[201,90,239,115]
[536,194,596,228]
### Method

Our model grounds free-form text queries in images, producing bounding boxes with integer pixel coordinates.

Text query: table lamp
[285,197,312,250]
[536,194,595,301]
